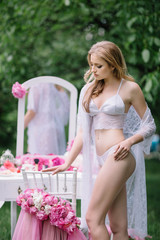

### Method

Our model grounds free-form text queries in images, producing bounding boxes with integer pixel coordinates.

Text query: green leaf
[128,35,136,43]
[154,37,160,47]
[144,79,152,92]
[127,17,137,29]
[145,92,153,102]
[142,49,150,63]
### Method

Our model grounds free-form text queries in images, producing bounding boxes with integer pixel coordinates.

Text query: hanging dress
[27,83,70,155]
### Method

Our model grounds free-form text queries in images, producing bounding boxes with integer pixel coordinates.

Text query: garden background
[0,0,160,239]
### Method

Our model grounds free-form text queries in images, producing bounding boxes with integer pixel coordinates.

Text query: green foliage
[146,159,160,239]
[0,0,160,151]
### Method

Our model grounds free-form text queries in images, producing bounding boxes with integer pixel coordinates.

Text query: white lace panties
[96,144,135,167]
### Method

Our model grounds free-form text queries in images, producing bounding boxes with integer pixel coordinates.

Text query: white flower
[32,191,43,210]
[44,205,51,215]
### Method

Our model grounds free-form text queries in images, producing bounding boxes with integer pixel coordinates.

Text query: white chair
[21,169,90,238]
[11,76,78,237]
[16,76,78,156]
[22,168,77,213]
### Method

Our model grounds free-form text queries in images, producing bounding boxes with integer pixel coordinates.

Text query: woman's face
[90,54,114,81]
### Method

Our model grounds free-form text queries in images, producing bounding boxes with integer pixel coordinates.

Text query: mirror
[16,76,78,156]
[24,83,70,155]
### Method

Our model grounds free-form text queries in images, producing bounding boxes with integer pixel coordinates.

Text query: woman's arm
[123,83,147,144]
[42,128,83,174]
[24,110,36,129]
[114,82,155,160]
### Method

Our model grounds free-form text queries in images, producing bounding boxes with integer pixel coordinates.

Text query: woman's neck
[103,76,120,87]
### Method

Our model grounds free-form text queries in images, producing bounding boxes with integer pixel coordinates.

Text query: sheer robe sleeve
[77,84,94,228]
[123,105,156,154]
[123,105,156,239]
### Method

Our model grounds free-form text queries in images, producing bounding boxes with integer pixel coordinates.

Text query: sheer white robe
[77,84,156,239]
[27,83,69,155]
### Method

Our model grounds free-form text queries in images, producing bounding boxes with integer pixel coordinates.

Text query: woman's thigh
[87,152,135,223]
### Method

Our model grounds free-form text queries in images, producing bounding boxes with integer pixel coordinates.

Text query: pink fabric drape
[67,229,87,240]
[12,210,42,240]
[12,210,87,240]
[42,220,67,240]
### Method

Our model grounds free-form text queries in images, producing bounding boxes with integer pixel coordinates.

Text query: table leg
[11,201,17,238]
[0,201,4,208]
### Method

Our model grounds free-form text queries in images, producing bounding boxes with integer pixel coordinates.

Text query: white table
[0,172,83,237]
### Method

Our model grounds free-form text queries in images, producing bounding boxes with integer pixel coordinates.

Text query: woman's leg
[86,152,135,240]
[108,185,128,240]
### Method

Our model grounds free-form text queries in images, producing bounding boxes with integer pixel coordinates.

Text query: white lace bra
[89,79,127,130]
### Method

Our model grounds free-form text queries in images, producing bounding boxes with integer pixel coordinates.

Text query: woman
[24,83,69,155]
[43,41,156,240]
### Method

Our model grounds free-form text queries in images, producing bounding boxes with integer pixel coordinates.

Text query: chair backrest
[16,76,78,156]
[22,168,77,213]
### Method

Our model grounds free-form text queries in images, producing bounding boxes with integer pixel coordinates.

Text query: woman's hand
[114,139,132,161]
[42,163,68,175]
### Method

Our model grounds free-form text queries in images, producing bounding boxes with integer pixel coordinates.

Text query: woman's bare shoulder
[123,79,142,94]
[123,79,146,109]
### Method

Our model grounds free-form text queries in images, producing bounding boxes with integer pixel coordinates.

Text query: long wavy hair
[83,41,134,112]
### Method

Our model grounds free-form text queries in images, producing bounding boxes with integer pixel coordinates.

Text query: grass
[0,159,159,240]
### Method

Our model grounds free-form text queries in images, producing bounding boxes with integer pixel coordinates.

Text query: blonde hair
[83,41,134,112]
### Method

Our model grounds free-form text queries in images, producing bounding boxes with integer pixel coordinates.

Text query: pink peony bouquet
[16,189,81,234]
[12,82,27,98]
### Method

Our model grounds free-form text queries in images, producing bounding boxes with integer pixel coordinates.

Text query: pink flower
[24,189,34,198]
[52,157,65,166]
[12,82,27,98]
[67,166,74,171]
[27,197,34,206]
[53,197,58,204]
[16,188,80,234]
[44,195,54,205]
[37,162,43,171]
[29,206,37,215]
[21,155,34,164]
[21,201,30,213]
[16,195,24,206]
[36,210,48,221]
[3,160,17,172]
[3,160,15,169]
[43,158,49,166]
